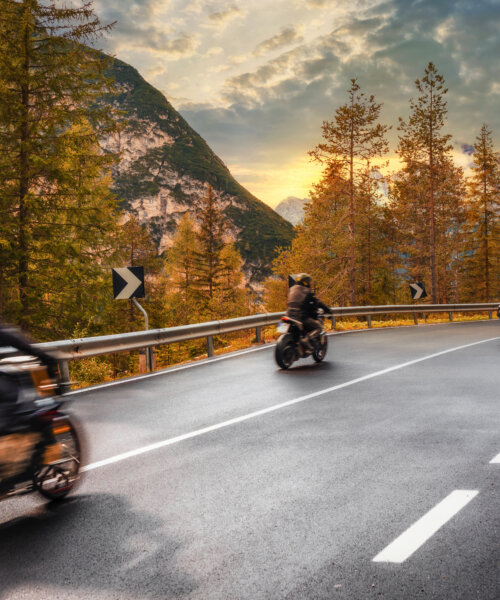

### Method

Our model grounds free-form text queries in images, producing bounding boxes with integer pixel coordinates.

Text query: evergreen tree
[0,0,118,336]
[113,215,159,329]
[193,185,227,313]
[264,166,352,310]
[208,244,248,319]
[167,213,199,300]
[355,164,393,304]
[309,79,390,304]
[390,155,466,303]
[164,213,200,324]
[396,62,453,302]
[464,125,500,301]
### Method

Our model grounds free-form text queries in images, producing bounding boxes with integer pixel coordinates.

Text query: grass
[70,312,497,390]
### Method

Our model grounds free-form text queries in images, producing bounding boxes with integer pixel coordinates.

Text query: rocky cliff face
[275,196,308,226]
[103,58,294,280]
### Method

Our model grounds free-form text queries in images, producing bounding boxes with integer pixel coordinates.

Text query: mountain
[103,57,294,280]
[275,196,309,226]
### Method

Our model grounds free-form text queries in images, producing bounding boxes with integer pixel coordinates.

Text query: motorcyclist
[0,321,59,429]
[286,274,332,352]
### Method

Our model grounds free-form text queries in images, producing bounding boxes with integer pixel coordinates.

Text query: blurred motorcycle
[275,309,329,370]
[0,356,82,501]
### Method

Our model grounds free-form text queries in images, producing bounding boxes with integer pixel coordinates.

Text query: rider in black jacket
[286,274,332,351]
[0,322,59,424]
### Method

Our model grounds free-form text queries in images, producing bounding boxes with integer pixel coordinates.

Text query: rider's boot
[301,335,314,354]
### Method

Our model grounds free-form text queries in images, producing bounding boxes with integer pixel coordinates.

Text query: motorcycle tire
[33,417,82,501]
[312,336,328,363]
[275,334,296,370]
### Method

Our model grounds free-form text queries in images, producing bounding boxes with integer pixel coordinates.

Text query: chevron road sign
[409,282,427,300]
[112,267,145,300]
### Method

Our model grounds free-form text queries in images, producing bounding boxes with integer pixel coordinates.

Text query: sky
[93,0,500,208]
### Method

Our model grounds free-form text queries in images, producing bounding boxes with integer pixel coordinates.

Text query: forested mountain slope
[104,57,294,280]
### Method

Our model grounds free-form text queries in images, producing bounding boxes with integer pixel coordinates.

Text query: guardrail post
[60,360,71,393]
[366,315,372,328]
[331,316,336,329]
[255,326,262,343]
[488,311,492,319]
[206,335,214,357]
[413,313,418,325]
[448,311,453,321]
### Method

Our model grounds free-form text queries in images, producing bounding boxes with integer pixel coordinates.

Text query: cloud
[208,4,241,22]
[94,0,198,57]
[253,27,303,56]
[93,0,500,205]
[156,33,199,55]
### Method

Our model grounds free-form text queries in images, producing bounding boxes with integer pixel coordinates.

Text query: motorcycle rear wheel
[275,334,296,370]
[33,419,82,500]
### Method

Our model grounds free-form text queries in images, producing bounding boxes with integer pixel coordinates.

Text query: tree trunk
[483,176,489,302]
[18,18,31,327]
[428,90,437,303]
[349,118,355,305]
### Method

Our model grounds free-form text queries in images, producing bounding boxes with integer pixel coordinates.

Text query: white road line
[70,320,497,395]
[373,490,479,563]
[489,453,500,463]
[81,335,499,472]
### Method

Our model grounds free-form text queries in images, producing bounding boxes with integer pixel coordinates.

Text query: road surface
[0,320,499,599]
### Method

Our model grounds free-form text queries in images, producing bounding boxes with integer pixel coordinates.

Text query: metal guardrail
[3,302,497,388]
[29,301,497,360]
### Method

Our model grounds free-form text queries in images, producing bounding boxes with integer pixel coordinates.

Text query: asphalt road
[0,320,499,600]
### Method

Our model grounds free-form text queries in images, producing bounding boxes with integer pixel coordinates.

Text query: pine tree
[167,213,199,300]
[396,63,453,303]
[193,185,227,313]
[0,0,118,336]
[464,125,500,301]
[113,215,159,329]
[38,119,119,337]
[309,79,390,304]
[352,165,396,305]
[209,244,248,319]
[164,213,200,324]
[264,166,353,310]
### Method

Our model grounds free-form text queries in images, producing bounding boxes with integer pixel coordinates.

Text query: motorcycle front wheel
[275,334,296,370]
[312,335,328,363]
[33,417,82,500]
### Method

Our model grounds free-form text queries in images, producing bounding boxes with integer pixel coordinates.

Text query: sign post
[112,267,153,372]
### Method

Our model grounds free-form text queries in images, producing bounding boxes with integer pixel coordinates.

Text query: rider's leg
[302,319,322,351]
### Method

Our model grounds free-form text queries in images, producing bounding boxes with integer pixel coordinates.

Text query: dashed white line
[373,490,478,563]
[489,453,500,463]
[81,335,499,472]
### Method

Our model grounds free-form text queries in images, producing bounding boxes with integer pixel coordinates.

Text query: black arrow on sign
[112,267,145,300]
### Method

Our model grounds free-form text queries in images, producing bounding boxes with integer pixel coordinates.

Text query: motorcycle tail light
[52,423,70,435]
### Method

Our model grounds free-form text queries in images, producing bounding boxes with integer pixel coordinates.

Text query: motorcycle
[0,355,82,501]
[275,310,329,370]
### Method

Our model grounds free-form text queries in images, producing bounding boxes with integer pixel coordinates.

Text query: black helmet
[295,273,312,288]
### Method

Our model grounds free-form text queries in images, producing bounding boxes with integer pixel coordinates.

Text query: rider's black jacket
[0,323,55,366]
[286,285,331,320]
[0,323,58,423]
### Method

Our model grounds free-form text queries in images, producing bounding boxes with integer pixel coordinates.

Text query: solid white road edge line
[81,335,500,472]
[373,490,479,563]
[69,320,497,395]
[489,453,500,463]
